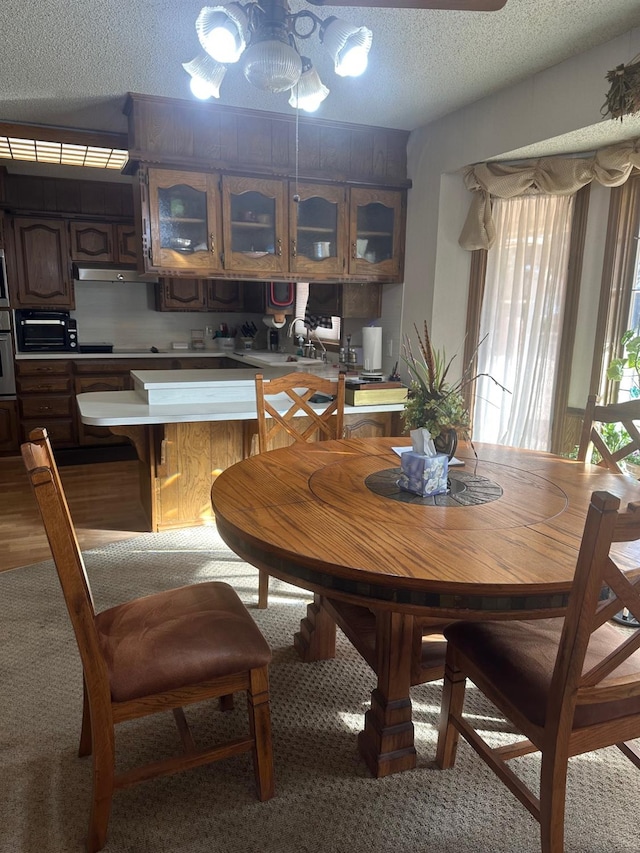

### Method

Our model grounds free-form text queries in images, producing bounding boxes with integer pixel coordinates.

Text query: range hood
[72,263,157,284]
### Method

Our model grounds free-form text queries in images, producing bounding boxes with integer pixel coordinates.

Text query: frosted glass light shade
[242,36,302,93]
[196,4,248,64]
[288,58,329,113]
[182,54,227,99]
[321,17,372,78]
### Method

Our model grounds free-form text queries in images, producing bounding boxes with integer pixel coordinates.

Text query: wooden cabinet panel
[307,282,382,319]
[75,374,129,445]
[221,175,287,275]
[70,221,115,262]
[348,188,406,281]
[343,411,402,439]
[20,394,75,419]
[16,375,73,394]
[11,218,73,308]
[144,169,222,275]
[155,278,207,311]
[289,182,347,277]
[207,279,243,311]
[16,359,76,446]
[116,224,138,263]
[16,360,72,377]
[0,400,19,453]
[20,418,76,446]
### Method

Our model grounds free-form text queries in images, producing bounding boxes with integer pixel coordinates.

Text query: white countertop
[77,369,404,425]
[77,391,404,425]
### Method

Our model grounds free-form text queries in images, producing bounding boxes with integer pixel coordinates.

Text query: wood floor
[0,454,149,572]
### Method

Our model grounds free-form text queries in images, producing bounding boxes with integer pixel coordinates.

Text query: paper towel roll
[362,326,382,372]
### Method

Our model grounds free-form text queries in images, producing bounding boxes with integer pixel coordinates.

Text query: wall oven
[0,249,9,308]
[15,309,78,353]
[0,311,16,398]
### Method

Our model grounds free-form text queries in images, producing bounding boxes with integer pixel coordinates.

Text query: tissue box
[398,452,449,497]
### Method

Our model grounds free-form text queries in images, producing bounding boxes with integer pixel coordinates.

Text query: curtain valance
[459,138,640,250]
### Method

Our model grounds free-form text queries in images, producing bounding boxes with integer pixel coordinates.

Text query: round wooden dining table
[210,437,640,776]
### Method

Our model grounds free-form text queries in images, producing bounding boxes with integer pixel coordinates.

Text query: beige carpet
[2,526,638,853]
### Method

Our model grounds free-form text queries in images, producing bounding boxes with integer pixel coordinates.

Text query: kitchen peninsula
[76,360,405,531]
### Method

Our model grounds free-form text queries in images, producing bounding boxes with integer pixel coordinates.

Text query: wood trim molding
[0,122,127,151]
[550,184,590,454]
[463,248,487,428]
[589,172,640,404]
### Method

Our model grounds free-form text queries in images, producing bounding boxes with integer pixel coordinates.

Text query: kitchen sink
[236,351,320,366]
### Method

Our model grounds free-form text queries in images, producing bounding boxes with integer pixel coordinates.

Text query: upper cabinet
[289,182,347,278]
[70,221,140,265]
[11,218,74,309]
[348,188,405,280]
[142,169,222,276]
[221,175,287,275]
[137,167,406,283]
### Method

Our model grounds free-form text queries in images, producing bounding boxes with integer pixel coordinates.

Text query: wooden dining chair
[436,489,640,853]
[21,427,275,853]
[577,393,640,473]
[577,394,640,626]
[252,370,346,608]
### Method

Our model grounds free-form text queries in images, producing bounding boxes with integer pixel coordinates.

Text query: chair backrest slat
[255,371,345,453]
[578,394,640,472]
[21,428,109,695]
[547,490,640,725]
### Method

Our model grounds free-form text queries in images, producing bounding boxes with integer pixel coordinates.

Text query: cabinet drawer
[75,376,128,394]
[20,395,74,419]
[16,360,71,377]
[20,418,76,446]
[17,375,73,394]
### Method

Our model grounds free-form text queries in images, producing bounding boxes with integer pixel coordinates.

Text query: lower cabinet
[15,360,76,447]
[0,400,19,453]
[74,373,129,445]
[343,410,403,438]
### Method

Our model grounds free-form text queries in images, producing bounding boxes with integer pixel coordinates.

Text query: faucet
[287,317,306,338]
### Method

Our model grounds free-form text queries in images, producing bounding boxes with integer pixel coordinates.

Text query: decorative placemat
[364,466,503,507]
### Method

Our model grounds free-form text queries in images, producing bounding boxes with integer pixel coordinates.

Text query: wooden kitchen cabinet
[348,188,405,281]
[15,359,76,445]
[307,282,382,319]
[70,221,138,265]
[155,278,207,311]
[221,175,287,276]
[11,218,74,308]
[289,182,347,278]
[141,168,223,275]
[207,279,244,311]
[74,373,129,445]
[0,400,19,453]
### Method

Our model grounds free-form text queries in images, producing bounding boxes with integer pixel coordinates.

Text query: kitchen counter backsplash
[69,280,268,352]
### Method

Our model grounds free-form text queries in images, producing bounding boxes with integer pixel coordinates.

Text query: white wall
[404,25,640,405]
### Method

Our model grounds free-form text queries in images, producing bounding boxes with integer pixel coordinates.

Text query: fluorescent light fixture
[0,137,127,170]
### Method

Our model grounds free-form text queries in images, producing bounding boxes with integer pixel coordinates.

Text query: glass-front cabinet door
[146,169,222,274]
[348,188,405,280]
[221,176,287,274]
[289,182,346,277]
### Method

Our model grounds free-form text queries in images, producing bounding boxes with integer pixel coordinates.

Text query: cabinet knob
[291,239,297,258]
[351,242,357,260]
[276,238,282,257]
[209,233,215,254]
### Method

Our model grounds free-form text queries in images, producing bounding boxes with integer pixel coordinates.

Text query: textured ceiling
[1,0,640,144]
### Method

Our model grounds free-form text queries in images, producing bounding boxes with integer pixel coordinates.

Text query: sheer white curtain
[473,193,575,450]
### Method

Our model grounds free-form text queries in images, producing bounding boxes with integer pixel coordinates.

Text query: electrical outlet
[205,325,213,337]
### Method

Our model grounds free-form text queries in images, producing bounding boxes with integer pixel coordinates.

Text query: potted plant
[401,322,508,456]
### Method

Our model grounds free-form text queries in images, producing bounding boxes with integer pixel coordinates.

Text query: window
[472,193,575,450]
[293,283,341,344]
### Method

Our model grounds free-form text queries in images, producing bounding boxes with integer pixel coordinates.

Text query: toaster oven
[15,309,79,352]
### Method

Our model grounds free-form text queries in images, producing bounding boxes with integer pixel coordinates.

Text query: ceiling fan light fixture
[182,53,227,99]
[288,57,329,113]
[196,4,248,64]
[242,25,302,93]
[321,17,372,78]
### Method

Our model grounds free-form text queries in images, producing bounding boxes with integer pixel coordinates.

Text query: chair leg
[539,749,568,853]
[258,570,269,609]
[78,678,92,757]
[86,724,116,853]
[435,655,467,769]
[247,666,275,801]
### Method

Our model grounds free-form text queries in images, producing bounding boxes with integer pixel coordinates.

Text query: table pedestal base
[295,596,427,776]
[358,690,417,777]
